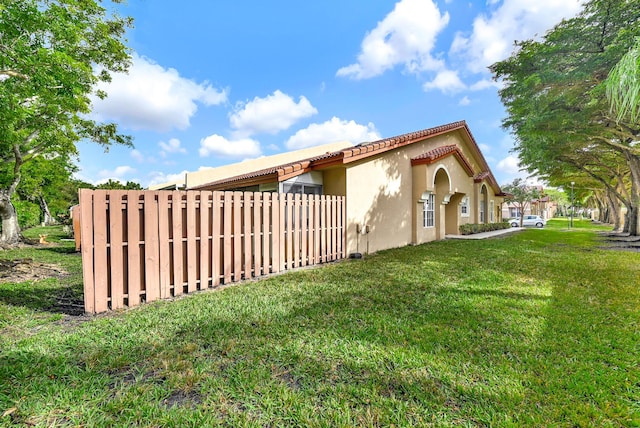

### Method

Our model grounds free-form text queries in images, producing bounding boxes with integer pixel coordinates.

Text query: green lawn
[1,220,639,427]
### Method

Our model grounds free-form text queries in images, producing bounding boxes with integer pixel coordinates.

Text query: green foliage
[0,0,133,242]
[490,0,640,227]
[606,37,640,124]
[13,200,41,229]
[95,179,143,190]
[459,221,510,235]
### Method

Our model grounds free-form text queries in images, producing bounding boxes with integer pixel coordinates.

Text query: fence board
[253,192,261,276]
[125,192,141,307]
[79,190,95,313]
[233,192,242,282]
[262,192,271,275]
[223,192,233,284]
[200,191,211,289]
[144,192,160,302]
[186,191,198,293]
[158,192,172,298]
[108,191,124,310]
[212,192,222,286]
[79,189,345,314]
[93,191,109,313]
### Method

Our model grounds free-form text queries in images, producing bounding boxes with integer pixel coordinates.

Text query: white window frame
[423,193,435,228]
[490,200,495,222]
[460,197,469,217]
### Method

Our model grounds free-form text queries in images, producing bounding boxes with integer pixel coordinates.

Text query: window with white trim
[480,201,485,223]
[423,193,435,228]
[490,200,495,222]
[460,197,469,217]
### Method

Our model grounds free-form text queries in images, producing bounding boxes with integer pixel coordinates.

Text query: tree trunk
[39,195,54,225]
[606,190,621,231]
[0,189,22,244]
[625,152,640,236]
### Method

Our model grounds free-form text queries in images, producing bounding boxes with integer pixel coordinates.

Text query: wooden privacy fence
[78,189,346,314]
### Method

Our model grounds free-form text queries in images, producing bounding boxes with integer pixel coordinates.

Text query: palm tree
[606,38,640,124]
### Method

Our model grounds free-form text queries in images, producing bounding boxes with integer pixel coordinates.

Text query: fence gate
[77,189,346,314]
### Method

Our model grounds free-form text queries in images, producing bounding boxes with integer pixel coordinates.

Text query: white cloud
[458,96,471,106]
[422,69,466,93]
[199,134,262,158]
[451,0,582,74]
[159,138,187,157]
[230,90,318,137]
[92,53,228,132]
[285,117,380,150]
[337,0,449,79]
[147,170,188,187]
[130,149,145,163]
[97,165,136,179]
[496,155,521,175]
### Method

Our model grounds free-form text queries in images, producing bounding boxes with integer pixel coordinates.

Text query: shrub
[459,221,510,235]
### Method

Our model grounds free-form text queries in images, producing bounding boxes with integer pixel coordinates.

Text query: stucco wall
[341,131,503,254]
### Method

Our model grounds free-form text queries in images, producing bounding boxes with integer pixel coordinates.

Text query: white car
[508,215,546,228]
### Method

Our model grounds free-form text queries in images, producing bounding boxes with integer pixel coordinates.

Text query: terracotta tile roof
[188,120,504,195]
[411,145,475,176]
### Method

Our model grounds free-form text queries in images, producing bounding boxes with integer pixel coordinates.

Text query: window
[423,193,435,228]
[460,197,469,217]
[282,182,322,195]
[490,200,495,222]
[509,207,519,218]
[480,201,485,223]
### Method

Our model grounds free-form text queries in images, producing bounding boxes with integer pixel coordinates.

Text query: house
[501,187,558,220]
[153,120,505,255]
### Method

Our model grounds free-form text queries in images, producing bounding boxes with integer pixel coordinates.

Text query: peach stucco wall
[340,131,502,255]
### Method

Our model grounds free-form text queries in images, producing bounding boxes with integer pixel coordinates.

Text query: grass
[1,220,639,427]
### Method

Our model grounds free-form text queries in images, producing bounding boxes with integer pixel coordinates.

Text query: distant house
[501,187,558,220]
[152,121,505,254]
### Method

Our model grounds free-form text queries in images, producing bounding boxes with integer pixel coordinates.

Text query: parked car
[508,215,546,228]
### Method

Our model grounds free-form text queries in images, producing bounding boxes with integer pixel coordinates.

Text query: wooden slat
[331,196,337,260]
[171,191,184,296]
[223,192,233,284]
[301,194,308,266]
[200,191,211,289]
[108,191,125,310]
[243,192,253,279]
[79,189,96,314]
[93,191,109,313]
[144,191,160,302]
[273,193,283,273]
[262,192,271,274]
[340,196,347,259]
[126,192,142,307]
[253,192,262,277]
[233,192,243,281]
[186,191,198,293]
[318,197,327,263]
[158,192,172,298]
[313,195,320,264]
[292,193,300,268]
[212,191,222,286]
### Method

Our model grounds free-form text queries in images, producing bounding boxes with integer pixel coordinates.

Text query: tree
[95,179,143,190]
[0,0,133,244]
[607,37,640,124]
[491,0,640,235]
[501,178,541,227]
[14,154,78,225]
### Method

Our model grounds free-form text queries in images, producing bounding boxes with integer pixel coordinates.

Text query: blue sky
[80,0,584,188]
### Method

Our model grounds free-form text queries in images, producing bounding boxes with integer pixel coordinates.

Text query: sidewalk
[445,227,524,240]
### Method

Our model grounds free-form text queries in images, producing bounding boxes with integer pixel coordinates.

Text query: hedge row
[459,221,511,235]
